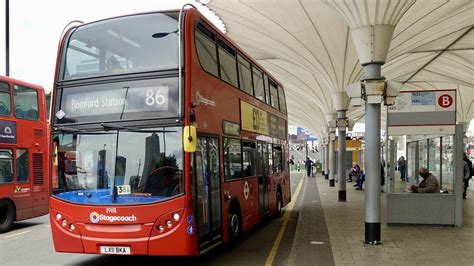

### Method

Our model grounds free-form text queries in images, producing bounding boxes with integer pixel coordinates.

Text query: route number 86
[145,89,166,106]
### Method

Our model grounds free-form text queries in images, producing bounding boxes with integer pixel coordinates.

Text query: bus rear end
[50,11,198,255]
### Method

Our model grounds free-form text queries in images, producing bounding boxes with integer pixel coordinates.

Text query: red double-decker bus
[49,7,290,255]
[0,76,49,233]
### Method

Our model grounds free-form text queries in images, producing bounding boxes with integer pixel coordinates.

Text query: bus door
[257,142,269,218]
[194,136,222,250]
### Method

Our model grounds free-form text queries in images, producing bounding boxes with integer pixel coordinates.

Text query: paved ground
[317,175,474,266]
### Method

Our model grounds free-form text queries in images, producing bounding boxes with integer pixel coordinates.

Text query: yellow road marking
[265,174,305,266]
[3,230,31,239]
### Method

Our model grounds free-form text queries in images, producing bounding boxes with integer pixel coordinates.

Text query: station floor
[295,172,474,266]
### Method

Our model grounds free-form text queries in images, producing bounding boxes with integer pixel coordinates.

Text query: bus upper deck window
[0,82,12,116]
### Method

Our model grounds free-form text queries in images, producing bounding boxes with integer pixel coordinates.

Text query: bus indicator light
[187,215,193,224]
[187,225,194,235]
[166,220,173,228]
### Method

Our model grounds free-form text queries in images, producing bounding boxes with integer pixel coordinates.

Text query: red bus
[49,7,290,255]
[0,76,49,233]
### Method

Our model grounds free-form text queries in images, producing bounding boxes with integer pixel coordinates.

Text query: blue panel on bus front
[55,189,166,204]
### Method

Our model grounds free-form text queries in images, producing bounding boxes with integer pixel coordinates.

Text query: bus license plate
[100,246,131,255]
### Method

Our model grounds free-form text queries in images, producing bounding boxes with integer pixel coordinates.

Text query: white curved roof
[206,0,473,136]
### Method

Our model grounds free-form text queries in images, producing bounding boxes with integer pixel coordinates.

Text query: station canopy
[205,0,473,137]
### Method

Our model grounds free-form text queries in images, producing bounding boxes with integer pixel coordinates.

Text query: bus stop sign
[438,94,453,108]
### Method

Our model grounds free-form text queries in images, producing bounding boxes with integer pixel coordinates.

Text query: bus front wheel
[0,200,15,233]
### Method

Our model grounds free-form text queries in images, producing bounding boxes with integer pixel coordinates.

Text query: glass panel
[0,149,13,183]
[208,138,221,231]
[242,141,256,177]
[16,149,29,182]
[258,142,268,175]
[273,145,283,173]
[278,86,287,113]
[407,142,417,184]
[268,143,273,174]
[237,55,253,95]
[418,139,428,170]
[62,13,178,80]
[264,75,270,105]
[441,136,454,191]
[195,23,218,77]
[224,138,241,180]
[52,127,183,205]
[428,137,441,182]
[253,67,265,102]
[218,40,238,87]
[13,85,39,120]
[194,151,209,237]
[269,80,279,109]
[0,82,11,116]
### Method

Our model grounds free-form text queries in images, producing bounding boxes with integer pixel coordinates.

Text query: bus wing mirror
[183,126,197,153]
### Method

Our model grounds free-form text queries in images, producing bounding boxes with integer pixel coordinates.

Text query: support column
[321,143,326,176]
[364,64,382,245]
[324,143,329,179]
[329,136,336,187]
[337,110,347,201]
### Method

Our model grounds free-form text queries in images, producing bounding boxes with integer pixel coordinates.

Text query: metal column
[338,111,347,201]
[329,138,336,187]
[322,145,326,176]
[324,144,329,179]
[364,64,382,244]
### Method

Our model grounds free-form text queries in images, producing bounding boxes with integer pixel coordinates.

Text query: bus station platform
[287,172,474,266]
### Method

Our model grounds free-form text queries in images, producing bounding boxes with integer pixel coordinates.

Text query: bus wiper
[100,122,131,131]
[100,122,177,133]
[53,126,84,133]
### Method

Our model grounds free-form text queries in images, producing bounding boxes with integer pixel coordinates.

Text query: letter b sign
[438,94,453,109]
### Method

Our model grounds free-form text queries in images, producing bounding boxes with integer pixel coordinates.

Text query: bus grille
[33,153,44,185]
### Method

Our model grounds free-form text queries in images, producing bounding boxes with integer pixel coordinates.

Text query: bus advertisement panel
[0,76,49,233]
[49,8,289,256]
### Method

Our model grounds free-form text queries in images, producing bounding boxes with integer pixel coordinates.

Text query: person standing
[463,153,473,199]
[398,156,407,181]
[305,157,314,177]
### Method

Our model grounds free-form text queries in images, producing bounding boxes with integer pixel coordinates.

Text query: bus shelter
[385,90,463,226]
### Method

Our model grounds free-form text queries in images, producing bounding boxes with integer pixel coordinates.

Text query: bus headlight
[69,224,76,231]
[62,220,67,227]
[173,213,180,221]
[158,225,164,232]
[56,213,62,221]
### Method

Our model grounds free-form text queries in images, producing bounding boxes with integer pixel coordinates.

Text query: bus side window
[16,149,29,183]
[267,143,273,174]
[242,141,256,177]
[224,138,242,180]
[0,81,12,116]
[0,149,14,183]
[13,84,39,120]
[252,67,265,102]
[195,22,218,77]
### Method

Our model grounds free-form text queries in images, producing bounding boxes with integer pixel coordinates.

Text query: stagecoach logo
[89,211,137,223]
[243,181,250,200]
[196,91,216,107]
[14,186,30,194]
[0,120,16,144]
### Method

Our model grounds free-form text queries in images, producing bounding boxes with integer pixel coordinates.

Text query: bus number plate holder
[100,246,131,255]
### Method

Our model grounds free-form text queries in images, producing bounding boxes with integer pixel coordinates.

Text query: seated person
[349,162,361,182]
[410,167,440,193]
[106,56,122,71]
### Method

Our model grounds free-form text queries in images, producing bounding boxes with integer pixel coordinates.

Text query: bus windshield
[52,127,184,205]
[61,12,178,80]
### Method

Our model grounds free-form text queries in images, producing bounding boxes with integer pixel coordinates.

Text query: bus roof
[0,75,45,91]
